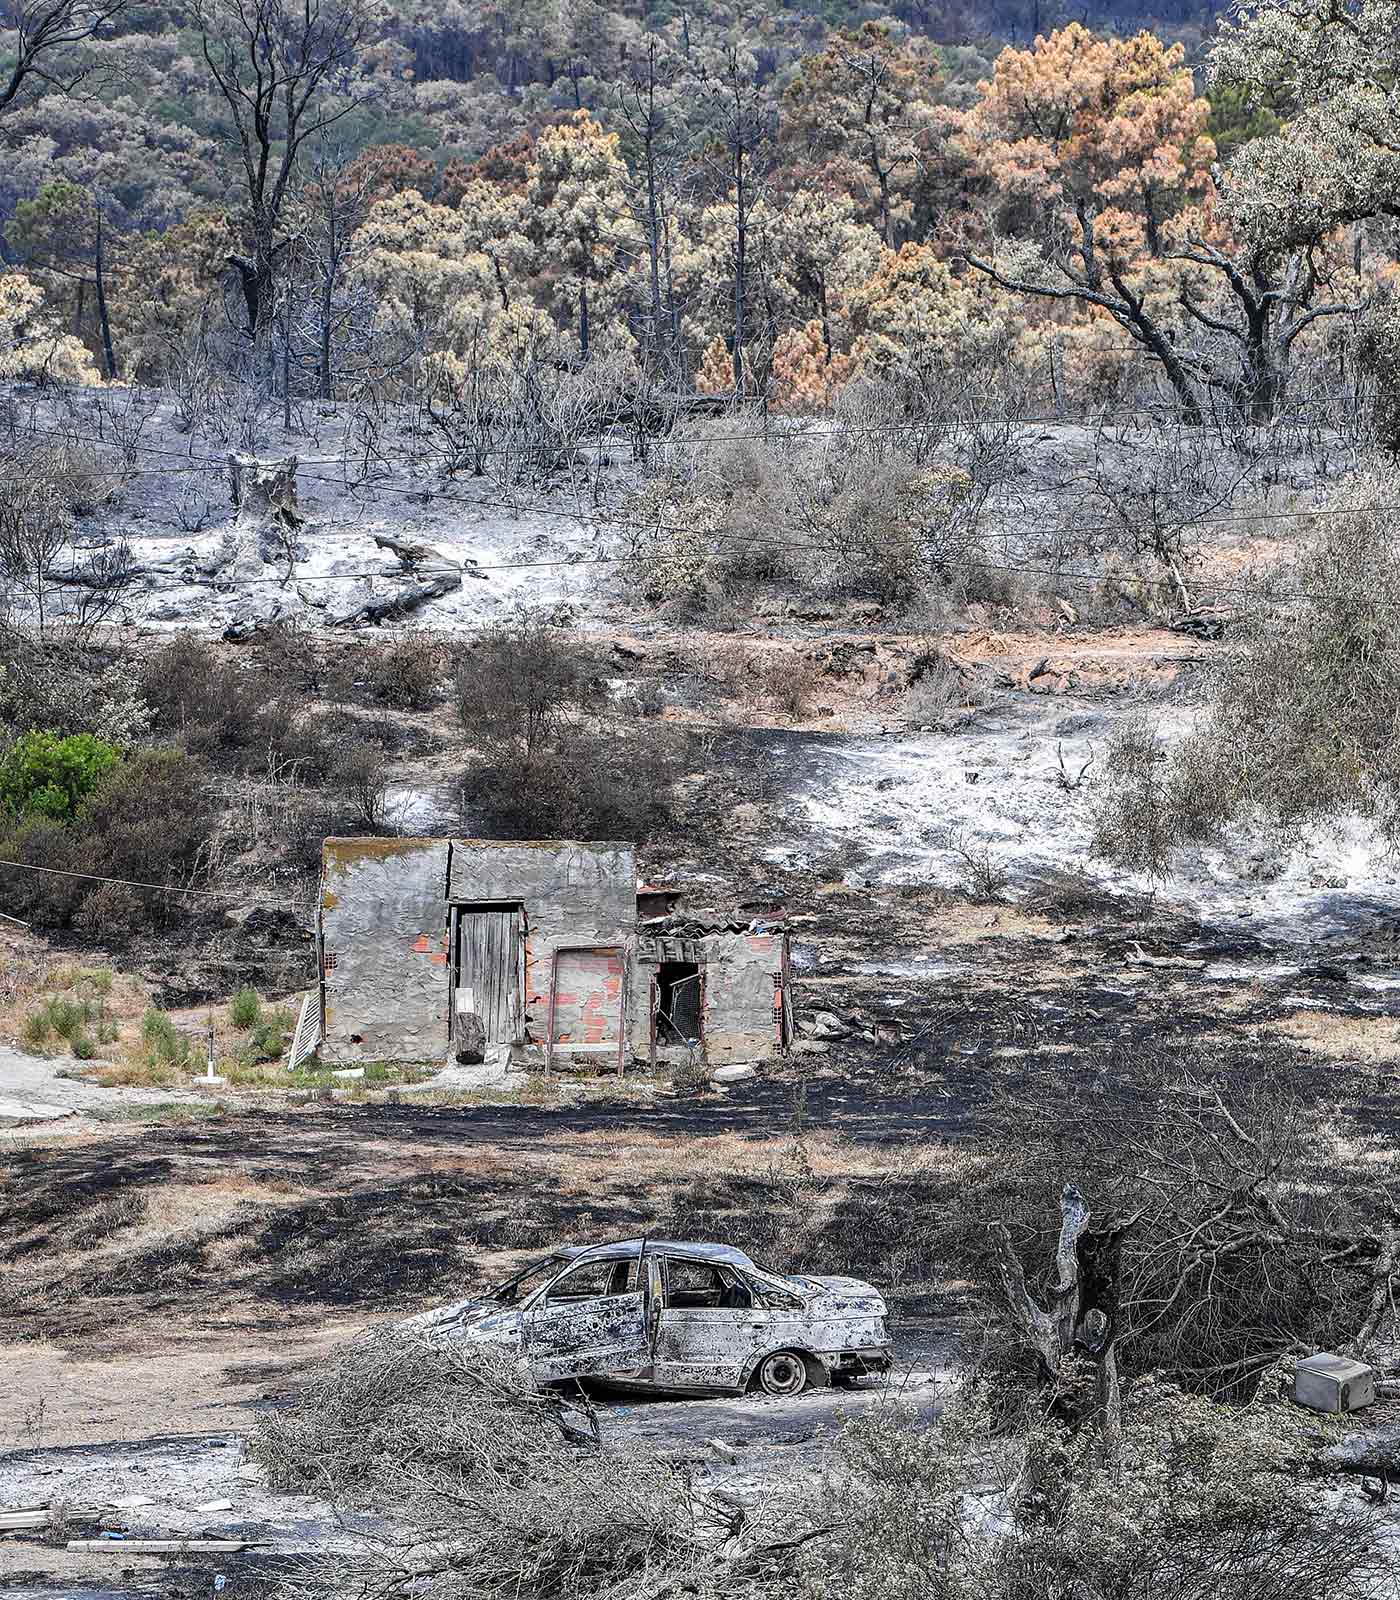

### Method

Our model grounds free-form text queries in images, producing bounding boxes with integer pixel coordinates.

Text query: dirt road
[0,1047,182,1127]
[0,1338,952,1599]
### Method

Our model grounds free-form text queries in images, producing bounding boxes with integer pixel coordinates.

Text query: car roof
[554,1238,757,1268]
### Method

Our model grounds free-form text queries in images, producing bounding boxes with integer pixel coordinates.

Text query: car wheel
[754,1351,809,1397]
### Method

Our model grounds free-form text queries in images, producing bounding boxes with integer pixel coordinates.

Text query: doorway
[655,961,702,1045]
[449,903,524,1045]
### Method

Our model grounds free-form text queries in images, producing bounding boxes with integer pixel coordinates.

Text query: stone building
[317,837,791,1071]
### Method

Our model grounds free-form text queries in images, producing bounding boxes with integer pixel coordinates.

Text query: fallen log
[373,532,442,566]
[330,569,462,627]
[66,1538,255,1553]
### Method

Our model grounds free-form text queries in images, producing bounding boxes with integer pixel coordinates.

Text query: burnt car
[405,1237,892,1396]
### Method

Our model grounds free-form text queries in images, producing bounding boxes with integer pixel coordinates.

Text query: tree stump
[455,1013,487,1066]
[227,453,307,565]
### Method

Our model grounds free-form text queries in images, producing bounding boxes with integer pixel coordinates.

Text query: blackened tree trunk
[192,0,376,371]
[93,211,117,380]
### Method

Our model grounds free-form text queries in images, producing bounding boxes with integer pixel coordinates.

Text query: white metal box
[1294,1352,1376,1413]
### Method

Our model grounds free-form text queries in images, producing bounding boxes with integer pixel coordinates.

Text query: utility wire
[10,421,1389,609]
[0,856,315,909]
[16,393,1354,468]
[14,417,1373,551]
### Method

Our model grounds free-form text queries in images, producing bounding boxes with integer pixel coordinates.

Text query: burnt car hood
[400,1294,521,1345]
[784,1274,887,1313]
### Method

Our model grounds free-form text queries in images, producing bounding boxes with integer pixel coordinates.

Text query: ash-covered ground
[4,388,1400,1597]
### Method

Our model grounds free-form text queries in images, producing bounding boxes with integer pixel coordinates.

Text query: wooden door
[453,906,522,1044]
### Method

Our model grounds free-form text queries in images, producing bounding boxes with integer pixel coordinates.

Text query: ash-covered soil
[4,393,1399,1595]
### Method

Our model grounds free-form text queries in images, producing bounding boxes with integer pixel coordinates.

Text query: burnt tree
[191,0,377,373]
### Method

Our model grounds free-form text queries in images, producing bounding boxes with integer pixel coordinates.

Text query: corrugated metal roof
[639,914,787,936]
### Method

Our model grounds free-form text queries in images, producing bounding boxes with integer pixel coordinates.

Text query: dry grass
[0,1113,975,1361]
[1272,1010,1400,1063]
[0,936,150,1056]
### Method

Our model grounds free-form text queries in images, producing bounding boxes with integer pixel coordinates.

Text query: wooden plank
[545,947,560,1077]
[617,956,629,1078]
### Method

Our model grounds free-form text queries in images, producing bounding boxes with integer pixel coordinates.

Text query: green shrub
[244,1008,293,1064]
[141,1009,191,1067]
[21,994,107,1053]
[45,996,88,1043]
[20,1010,49,1047]
[229,988,262,1030]
[0,730,121,820]
[0,748,218,932]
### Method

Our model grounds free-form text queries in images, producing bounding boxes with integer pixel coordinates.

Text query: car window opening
[546,1258,638,1303]
[491,1254,563,1305]
[665,1259,754,1310]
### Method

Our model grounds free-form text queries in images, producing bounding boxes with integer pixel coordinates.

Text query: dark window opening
[664,1259,753,1310]
[544,1257,637,1304]
[656,962,702,1043]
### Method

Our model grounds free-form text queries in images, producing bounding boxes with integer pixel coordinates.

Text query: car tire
[753,1350,809,1397]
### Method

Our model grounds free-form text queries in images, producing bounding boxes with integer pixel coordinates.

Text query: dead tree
[0,0,129,115]
[992,1183,1133,1469]
[687,44,778,395]
[981,1056,1400,1402]
[967,208,1360,426]
[190,0,377,372]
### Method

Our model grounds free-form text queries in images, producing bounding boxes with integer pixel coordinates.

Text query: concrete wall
[630,930,788,1065]
[321,838,452,1065]
[319,837,784,1070]
[448,841,636,1059]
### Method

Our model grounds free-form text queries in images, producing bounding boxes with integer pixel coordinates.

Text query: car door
[523,1247,655,1383]
[651,1256,772,1390]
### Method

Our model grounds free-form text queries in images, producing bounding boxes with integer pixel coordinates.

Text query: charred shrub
[371,635,442,711]
[248,1330,695,1600]
[454,614,601,757]
[0,749,216,930]
[454,612,678,840]
[332,737,395,832]
[461,724,680,842]
[140,635,284,767]
[0,639,151,743]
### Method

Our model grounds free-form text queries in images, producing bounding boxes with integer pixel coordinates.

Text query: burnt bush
[460,725,680,842]
[371,635,443,711]
[453,612,678,841]
[248,1331,701,1600]
[950,1042,1391,1400]
[0,638,151,743]
[0,748,217,930]
[454,614,602,758]
[139,635,285,768]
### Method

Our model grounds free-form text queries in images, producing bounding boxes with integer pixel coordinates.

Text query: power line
[0,856,313,909]
[15,391,1355,471]
[15,417,1366,549]
[10,419,1392,611]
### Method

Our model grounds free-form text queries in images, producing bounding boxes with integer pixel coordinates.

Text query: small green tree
[0,731,121,821]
